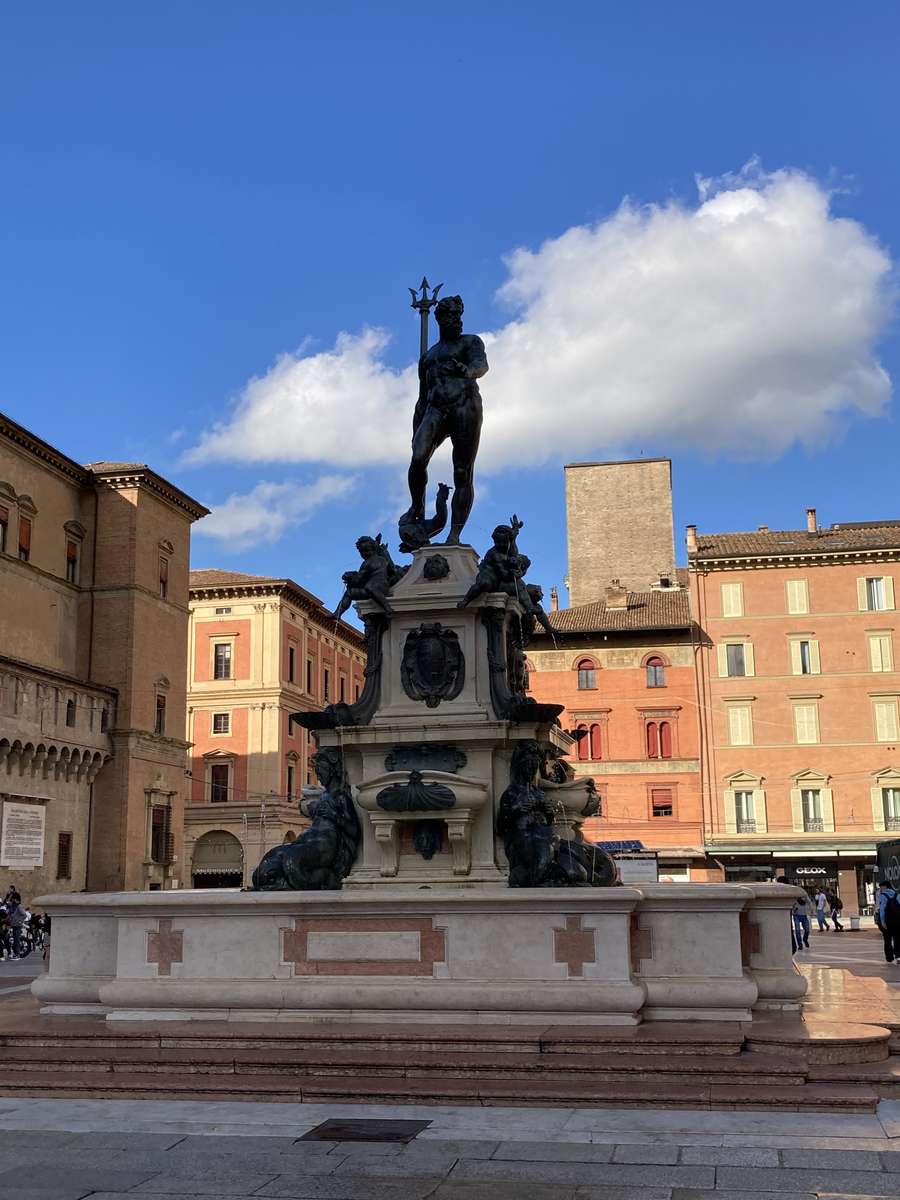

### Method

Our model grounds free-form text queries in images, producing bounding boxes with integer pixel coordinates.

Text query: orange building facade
[690,512,900,911]
[527,584,712,881]
[185,570,365,887]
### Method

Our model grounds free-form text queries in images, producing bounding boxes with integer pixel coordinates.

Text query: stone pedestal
[32,883,807,1024]
[317,544,589,888]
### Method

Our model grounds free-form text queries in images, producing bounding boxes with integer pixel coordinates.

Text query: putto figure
[406,294,488,546]
[330,535,405,620]
[457,516,558,640]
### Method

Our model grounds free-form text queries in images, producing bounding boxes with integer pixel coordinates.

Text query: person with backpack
[878,883,900,963]
[828,891,844,932]
[792,889,812,950]
[814,888,831,932]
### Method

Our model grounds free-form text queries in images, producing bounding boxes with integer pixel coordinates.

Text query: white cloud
[187,163,894,472]
[194,474,357,550]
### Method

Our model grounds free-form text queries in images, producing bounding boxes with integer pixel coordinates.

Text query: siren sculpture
[251,748,360,890]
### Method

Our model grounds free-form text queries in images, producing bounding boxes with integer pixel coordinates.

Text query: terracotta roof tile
[549,589,691,634]
[190,568,277,588]
[692,522,900,561]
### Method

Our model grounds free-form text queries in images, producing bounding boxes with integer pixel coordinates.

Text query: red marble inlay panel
[629,913,653,975]
[553,915,596,978]
[281,917,447,977]
[147,918,183,977]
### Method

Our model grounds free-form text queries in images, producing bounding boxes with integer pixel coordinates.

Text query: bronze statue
[458,517,558,640]
[330,535,405,620]
[251,748,360,890]
[497,740,617,888]
[407,295,488,546]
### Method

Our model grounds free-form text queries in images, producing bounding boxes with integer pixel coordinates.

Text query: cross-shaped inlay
[147,918,183,977]
[553,915,596,978]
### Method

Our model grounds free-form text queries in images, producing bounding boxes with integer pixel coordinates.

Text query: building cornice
[90,466,209,522]
[190,579,365,649]
[0,652,118,697]
[690,546,900,572]
[1,411,91,486]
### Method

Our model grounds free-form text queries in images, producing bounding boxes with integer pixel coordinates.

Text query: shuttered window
[859,576,895,612]
[786,579,809,614]
[874,700,900,743]
[721,583,743,617]
[589,723,602,760]
[727,705,752,746]
[869,634,893,673]
[18,516,31,561]
[650,788,674,818]
[0,505,7,553]
[159,556,169,599]
[790,638,820,675]
[56,831,72,880]
[793,703,819,744]
[65,539,78,583]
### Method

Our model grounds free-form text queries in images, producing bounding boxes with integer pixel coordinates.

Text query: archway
[191,829,244,889]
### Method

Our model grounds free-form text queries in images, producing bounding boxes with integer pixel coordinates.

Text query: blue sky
[2,3,898,611]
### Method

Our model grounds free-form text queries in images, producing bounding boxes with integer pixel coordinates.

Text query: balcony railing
[803,817,824,833]
[886,817,900,832]
[737,819,757,834]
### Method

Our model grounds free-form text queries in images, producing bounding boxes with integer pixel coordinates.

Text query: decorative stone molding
[553,915,596,978]
[280,916,447,977]
[146,918,183,977]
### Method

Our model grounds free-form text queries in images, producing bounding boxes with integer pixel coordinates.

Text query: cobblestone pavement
[2,1097,900,1198]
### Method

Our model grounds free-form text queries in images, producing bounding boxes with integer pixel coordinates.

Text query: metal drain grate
[300,1118,432,1143]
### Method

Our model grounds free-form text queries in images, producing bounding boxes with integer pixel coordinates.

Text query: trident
[408,276,443,358]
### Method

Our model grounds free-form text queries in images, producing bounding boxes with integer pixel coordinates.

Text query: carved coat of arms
[400,622,465,708]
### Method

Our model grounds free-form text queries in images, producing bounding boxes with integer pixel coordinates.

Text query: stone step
[744,1019,891,1065]
[809,1057,900,1097]
[0,1068,876,1111]
[0,1044,805,1085]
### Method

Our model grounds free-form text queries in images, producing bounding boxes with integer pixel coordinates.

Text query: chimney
[605,579,628,610]
[686,524,698,553]
[806,507,817,534]
[550,586,559,613]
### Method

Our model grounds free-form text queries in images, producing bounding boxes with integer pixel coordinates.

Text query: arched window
[646,656,666,688]
[659,720,673,759]
[589,723,602,761]
[576,658,597,689]
[646,721,659,759]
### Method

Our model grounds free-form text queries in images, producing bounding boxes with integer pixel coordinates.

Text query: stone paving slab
[679,1145,780,1165]
[0,1165,157,1191]
[130,1172,281,1195]
[670,1193,815,1200]
[255,1176,447,1199]
[717,1164,898,1191]
[448,1158,717,1188]
[0,1190,96,1200]
[780,1146,884,1169]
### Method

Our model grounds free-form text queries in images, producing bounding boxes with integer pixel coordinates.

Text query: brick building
[185,570,366,887]
[689,510,900,910]
[528,457,709,877]
[0,411,207,896]
[527,583,710,880]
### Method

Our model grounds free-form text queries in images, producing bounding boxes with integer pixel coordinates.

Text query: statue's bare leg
[446,399,482,544]
[408,408,445,520]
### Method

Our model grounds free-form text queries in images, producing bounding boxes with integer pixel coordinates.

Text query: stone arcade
[33,284,806,1025]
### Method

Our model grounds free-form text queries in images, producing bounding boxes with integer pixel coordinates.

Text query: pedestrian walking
[5,899,27,960]
[879,884,900,964]
[814,888,830,931]
[827,891,844,931]
[792,890,812,949]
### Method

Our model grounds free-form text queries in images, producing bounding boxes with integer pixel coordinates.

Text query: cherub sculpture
[457,516,558,639]
[331,535,406,620]
[251,748,360,890]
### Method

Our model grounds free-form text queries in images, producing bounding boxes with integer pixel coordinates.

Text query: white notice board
[0,801,46,868]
